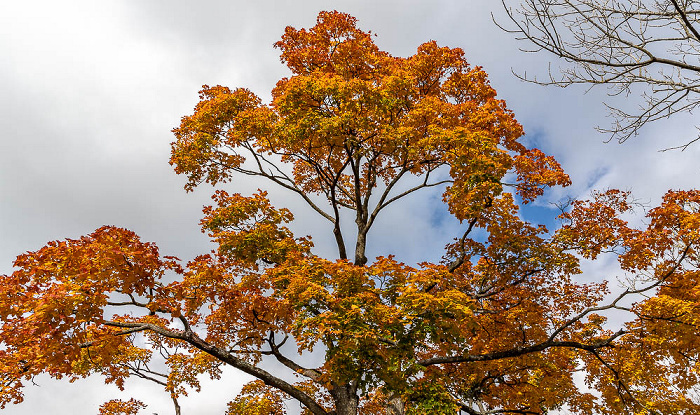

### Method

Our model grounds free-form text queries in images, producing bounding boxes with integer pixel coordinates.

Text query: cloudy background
[1,1,698,414]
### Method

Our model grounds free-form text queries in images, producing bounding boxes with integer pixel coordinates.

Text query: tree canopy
[3,10,700,415]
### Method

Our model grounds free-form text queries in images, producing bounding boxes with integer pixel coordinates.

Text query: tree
[2,10,700,415]
[500,0,700,149]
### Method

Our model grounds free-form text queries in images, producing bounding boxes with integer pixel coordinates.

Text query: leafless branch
[500,0,700,148]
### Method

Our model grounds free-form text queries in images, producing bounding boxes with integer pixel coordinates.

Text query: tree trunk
[331,383,360,415]
[354,228,368,266]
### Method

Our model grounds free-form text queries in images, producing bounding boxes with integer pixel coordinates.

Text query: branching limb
[499,0,700,147]
[103,321,330,415]
[266,332,322,381]
[417,329,625,366]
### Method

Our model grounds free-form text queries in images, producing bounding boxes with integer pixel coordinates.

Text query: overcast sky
[1,1,698,414]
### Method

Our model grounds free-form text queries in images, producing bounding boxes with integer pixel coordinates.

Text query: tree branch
[103,321,330,415]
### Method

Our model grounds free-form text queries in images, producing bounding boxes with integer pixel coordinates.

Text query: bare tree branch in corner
[499,0,700,149]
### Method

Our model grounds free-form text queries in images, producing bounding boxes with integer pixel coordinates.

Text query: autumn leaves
[3,10,700,415]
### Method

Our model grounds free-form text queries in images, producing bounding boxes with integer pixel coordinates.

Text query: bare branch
[500,0,700,148]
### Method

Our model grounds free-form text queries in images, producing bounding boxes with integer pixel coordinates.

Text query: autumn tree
[500,0,700,149]
[3,10,700,415]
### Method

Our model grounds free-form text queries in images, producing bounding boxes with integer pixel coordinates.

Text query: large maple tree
[3,11,700,415]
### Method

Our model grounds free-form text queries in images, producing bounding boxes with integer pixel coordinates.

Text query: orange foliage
[98,399,146,415]
[2,10,700,415]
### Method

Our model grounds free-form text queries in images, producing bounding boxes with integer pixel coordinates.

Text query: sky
[1,1,699,414]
